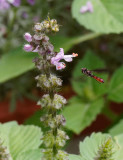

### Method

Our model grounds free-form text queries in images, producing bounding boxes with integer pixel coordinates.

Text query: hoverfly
[81,68,104,83]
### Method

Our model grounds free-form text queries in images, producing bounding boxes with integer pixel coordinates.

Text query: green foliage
[79,132,119,160]
[0,36,72,83]
[109,119,123,136]
[25,96,104,135]
[72,0,123,34]
[0,47,35,84]
[25,51,123,135]
[0,33,100,84]
[24,110,45,131]
[108,66,123,103]
[72,51,108,98]
[68,132,123,160]
[61,51,108,134]
[0,121,42,160]
[62,97,104,134]
[68,132,121,160]
[114,134,123,159]
[69,154,82,160]
[16,149,42,160]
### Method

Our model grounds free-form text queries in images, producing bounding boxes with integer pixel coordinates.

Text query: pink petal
[56,62,66,70]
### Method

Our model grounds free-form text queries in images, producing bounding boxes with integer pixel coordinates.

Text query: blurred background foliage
[0,0,123,154]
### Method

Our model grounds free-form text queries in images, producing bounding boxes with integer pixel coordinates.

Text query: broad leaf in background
[69,154,82,160]
[79,132,118,160]
[72,0,123,33]
[0,121,42,160]
[16,149,42,160]
[114,134,123,159]
[72,51,108,99]
[109,119,123,136]
[0,33,100,83]
[62,96,104,134]
[108,65,123,103]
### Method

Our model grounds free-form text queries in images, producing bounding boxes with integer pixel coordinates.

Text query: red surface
[0,98,40,124]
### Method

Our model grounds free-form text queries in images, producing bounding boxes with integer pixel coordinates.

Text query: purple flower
[27,0,35,5]
[8,0,21,7]
[80,1,93,13]
[24,33,32,42]
[24,44,33,52]
[0,0,10,11]
[51,48,78,70]
[21,11,28,19]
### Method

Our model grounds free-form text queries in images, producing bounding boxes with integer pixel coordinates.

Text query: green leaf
[9,125,42,160]
[0,121,42,160]
[79,132,118,160]
[0,47,35,84]
[16,149,42,160]
[0,121,18,148]
[0,33,100,84]
[108,66,123,103]
[109,119,123,136]
[69,154,82,160]
[62,97,104,134]
[72,51,108,99]
[114,134,123,159]
[72,0,123,34]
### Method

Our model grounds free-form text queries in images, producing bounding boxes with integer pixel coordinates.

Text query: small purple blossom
[11,0,21,7]
[0,0,10,11]
[21,11,28,19]
[27,0,35,5]
[24,44,33,52]
[80,1,93,13]
[51,48,78,70]
[24,33,32,42]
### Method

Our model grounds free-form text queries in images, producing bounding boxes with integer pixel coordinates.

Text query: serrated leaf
[80,132,118,160]
[9,125,42,160]
[16,149,42,160]
[108,66,123,103]
[72,51,108,99]
[0,122,42,160]
[62,97,104,134]
[0,121,17,148]
[72,0,123,33]
[109,119,123,136]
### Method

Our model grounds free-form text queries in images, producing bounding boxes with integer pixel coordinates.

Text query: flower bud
[55,150,68,160]
[34,23,42,31]
[42,149,53,160]
[43,132,54,148]
[24,44,33,52]
[24,33,32,42]
[33,34,42,40]
[37,94,66,110]
[36,74,62,91]
[0,139,10,160]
